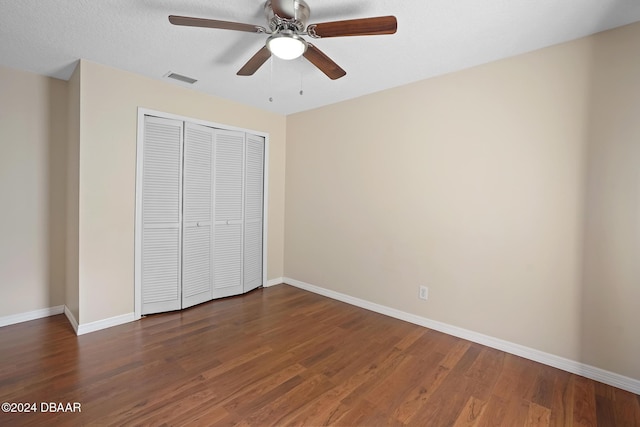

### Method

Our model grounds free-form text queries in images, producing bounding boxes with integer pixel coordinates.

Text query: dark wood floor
[0,285,638,426]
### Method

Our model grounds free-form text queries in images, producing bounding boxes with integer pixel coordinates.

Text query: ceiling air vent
[165,72,197,84]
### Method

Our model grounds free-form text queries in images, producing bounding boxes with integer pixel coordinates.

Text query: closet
[136,114,265,316]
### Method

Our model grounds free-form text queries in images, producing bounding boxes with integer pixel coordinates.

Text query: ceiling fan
[168,0,397,80]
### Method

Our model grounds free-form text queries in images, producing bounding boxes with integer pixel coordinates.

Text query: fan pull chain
[269,57,274,102]
[299,67,304,96]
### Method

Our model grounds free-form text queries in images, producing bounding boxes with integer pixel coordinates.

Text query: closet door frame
[134,108,269,320]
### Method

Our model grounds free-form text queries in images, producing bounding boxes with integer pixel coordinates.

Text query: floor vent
[165,72,197,84]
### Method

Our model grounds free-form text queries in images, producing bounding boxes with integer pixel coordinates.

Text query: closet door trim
[134,108,269,320]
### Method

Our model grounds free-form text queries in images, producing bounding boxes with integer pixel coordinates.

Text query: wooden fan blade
[271,0,295,19]
[169,15,266,33]
[308,16,397,38]
[303,44,346,80]
[237,46,272,76]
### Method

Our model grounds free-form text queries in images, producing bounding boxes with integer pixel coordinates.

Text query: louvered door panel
[213,223,243,298]
[183,124,212,224]
[143,122,182,224]
[244,219,262,291]
[182,123,213,308]
[214,130,244,221]
[142,228,180,307]
[141,116,183,314]
[244,134,264,292]
[182,226,211,300]
[213,129,245,298]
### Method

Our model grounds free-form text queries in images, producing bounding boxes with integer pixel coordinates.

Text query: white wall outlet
[419,286,428,301]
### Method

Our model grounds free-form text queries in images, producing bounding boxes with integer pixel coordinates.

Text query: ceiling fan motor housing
[265,0,310,32]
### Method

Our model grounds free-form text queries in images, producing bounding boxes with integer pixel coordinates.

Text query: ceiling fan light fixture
[266,31,307,60]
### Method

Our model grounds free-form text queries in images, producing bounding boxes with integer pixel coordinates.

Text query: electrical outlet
[419,286,428,301]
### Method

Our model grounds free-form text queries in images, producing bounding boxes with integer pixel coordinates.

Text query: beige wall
[65,63,81,322]
[581,23,640,380]
[285,22,640,380]
[76,60,286,324]
[0,66,67,317]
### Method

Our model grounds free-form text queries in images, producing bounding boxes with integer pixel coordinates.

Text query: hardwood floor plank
[573,375,598,427]
[613,388,640,427]
[240,373,335,426]
[453,396,488,427]
[475,395,510,427]
[393,325,429,351]
[0,285,637,426]
[367,351,444,415]
[561,375,577,426]
[500,398,532,427]
[465,347,505,399]
[331,399,404,427]
[440,339,474,370]
[339,346,409,406]
[407,345,485,426]
[546,367,572,427]
[594,381,617,401]
[167,404,230,427]
[531,365,558,409]
[199,345,272,380]
[525,401,552,427]
[221,366,307,415]
[280,387,353,426]
[492,354,541,402]
[226,374,306,420]
[595,394,616,427]
[390,352,450,424]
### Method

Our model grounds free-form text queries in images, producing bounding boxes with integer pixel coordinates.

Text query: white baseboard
[64,307,134,335]
[283,277,640,395]
[265,277,284,287]
[76,312,136,336]
[1,305,135,336]
[64,306,79,334]
[0,305,64,328]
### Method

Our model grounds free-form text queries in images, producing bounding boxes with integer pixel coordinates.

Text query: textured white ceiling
[1,0,640,115]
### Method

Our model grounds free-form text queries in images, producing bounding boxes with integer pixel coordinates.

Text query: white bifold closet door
[139,115,264,315]
[141,116,184,315]
[243,133,265,293]
[182,123,214,308]
[212,130,245,299]
[211,130,264,298]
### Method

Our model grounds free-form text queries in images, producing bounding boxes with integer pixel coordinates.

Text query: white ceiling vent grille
[165,72,197,84]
